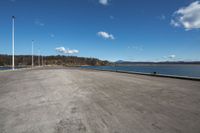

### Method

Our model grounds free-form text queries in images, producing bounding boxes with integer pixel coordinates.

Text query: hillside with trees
[0,55,110,67]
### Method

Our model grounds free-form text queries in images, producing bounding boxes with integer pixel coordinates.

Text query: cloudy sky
[0,0,200,61]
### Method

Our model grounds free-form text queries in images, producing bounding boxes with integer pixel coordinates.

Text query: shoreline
[81,68,200,81]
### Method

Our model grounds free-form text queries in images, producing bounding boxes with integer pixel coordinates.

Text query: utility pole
[42,55,44,66]
[32,40,34,67]
[12,16,15,70]
[38,50,40,66]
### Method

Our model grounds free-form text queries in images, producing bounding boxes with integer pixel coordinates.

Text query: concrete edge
[81,68,200,81]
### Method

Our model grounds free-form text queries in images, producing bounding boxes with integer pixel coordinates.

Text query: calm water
[0,67,24,71]
[0,67,12,70]
[81,65,200,78]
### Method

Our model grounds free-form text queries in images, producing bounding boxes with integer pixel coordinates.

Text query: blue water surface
[0,67,25,71]
[0,67,12,70]
[81,65,200,78]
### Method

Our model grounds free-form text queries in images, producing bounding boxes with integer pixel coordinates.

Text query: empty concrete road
[0,67,200,133]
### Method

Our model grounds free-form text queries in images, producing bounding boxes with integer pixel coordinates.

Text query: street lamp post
[42,55,44,66]
[38,50,40,66]
[12,16,15,70]
[32,40,34,67]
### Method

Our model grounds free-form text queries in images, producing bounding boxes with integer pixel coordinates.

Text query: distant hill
[0,54,110,66]
[115,60,127,63]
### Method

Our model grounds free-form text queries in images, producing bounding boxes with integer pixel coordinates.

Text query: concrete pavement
[0,67,200,133]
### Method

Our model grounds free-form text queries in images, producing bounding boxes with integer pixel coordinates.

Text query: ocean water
[0,67,24,71]
[81,65,200,78]
[0,67,12,70]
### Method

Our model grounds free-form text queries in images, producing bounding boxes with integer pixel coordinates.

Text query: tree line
[0,54,110,66]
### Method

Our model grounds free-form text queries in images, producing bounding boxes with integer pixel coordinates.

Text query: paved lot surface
[0,67,200,133]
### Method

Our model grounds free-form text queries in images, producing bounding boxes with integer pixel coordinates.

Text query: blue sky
[0,0,200,61]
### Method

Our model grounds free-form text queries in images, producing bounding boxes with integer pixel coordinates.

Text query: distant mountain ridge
[115,60,127,63]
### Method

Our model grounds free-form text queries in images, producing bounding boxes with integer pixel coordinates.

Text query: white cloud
[55,47,79,54]
[169,54,176,59]
[171,1,200,30]
[34,19,45,26]
[171,19,180,27]
[162,54,177,61]
[97,31,115,40]
[99,0,109,5]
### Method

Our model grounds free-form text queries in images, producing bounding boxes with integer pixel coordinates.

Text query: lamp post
[32,40,34,67]
[42,55,44,66]
[38,50,40,66]
[12,16,15,70]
